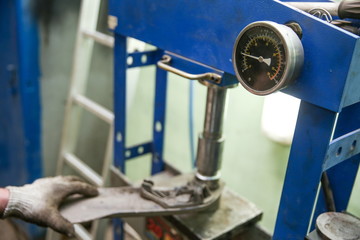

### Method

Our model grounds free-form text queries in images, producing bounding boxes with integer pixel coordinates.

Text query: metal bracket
[125,142,152,160]
[323,128,360,171]
[127,50,162,68]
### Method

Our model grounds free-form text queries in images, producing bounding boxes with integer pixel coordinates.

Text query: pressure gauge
[232,21,304,95]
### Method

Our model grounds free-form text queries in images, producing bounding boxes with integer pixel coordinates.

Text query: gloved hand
[0,176,98,237]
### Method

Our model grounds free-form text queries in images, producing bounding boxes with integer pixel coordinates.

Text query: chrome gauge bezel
[232,21,304,95]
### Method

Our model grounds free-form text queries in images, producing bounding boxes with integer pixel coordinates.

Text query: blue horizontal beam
[127,50,162,68]
[125,142,153,160]
[110,0,359,112]
[323,128,360,171]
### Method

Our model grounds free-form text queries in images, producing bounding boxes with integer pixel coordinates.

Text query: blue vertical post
[113,34,127,240]
[273,101,337,240]
[0,0,43,238]
[0,0,25,185]
[16,0,42,184]
[114,34,127,173]
[0,0,42,186]
[18,0,44,236]
[152,51,167,175]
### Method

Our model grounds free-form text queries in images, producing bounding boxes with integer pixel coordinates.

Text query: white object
[261,92,300,145]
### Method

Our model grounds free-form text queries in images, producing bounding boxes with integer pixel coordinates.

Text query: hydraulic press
[61,1,360,239]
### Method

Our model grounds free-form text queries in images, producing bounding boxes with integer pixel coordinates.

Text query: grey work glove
[1,176,98,237]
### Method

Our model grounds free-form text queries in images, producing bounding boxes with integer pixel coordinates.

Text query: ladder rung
[82,29,114,48]
[63,152,103,186]
[73,94,114,124]
[74,224,92,240]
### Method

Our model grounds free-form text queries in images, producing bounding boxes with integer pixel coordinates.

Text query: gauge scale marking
[233,21,304,95]
[240,27,286,90]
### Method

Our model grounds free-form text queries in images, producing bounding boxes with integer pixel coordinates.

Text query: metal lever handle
[157,55,222,83]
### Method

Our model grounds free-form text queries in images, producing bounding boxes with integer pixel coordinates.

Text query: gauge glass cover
[233,21,303,95]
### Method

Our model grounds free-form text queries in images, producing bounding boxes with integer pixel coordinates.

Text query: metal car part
[60,173,221,223]
[60,185,221,223]
[316,212,360,240]
[196,84,228,182]
[140,178,221,208]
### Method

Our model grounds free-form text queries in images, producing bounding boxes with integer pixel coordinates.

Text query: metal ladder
[46,0,115,239]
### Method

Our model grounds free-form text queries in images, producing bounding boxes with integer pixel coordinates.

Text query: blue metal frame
[0,0,43,238]
[310,102,360,230]
[113,37,167,174]
[110,0,360,239]
[110,0,359,112]
[112,34,168,239]
[15,0,42,185]
[273,101,337,239]
[274,102,360,239]
[152,50,168,174]
[114,34,127,173]
[113,34,127,240]
[0,0,42,186]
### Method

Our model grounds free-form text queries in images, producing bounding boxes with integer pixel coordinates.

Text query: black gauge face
[233,21,304,95]
[234,25,286,92]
